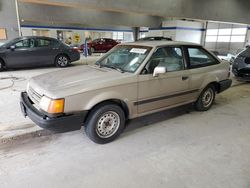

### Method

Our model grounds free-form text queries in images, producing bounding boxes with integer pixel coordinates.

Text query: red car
[81,38,119,55]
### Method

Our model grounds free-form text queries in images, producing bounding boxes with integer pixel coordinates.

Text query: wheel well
[0,57,5,66]
[84,99,130,123]
[55,53,71,62]
[209,82,220,93]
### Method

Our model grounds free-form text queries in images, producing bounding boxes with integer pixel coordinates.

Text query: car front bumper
[232,67,250,80]
[20,92,87,132]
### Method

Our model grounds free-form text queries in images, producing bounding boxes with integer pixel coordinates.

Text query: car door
[137,46,193,114]
[105,39,115,51]
[5,38,36,68]
[32,38,60,66]
[95,38,105,52]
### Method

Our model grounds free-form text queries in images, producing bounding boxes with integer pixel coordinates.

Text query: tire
[84,103,125,144]
[90,47,95,54]
[195,85,216,111]
[55,54,69,67]
[0,59,5,71]
[87,49,92,56]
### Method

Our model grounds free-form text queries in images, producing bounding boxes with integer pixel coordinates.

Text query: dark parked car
[232,47,250,80]
[138,36,172,41]
[0,36,80,71]
[80,38,119,55]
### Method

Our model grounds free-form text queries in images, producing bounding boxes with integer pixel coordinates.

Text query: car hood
[29,65,135,98]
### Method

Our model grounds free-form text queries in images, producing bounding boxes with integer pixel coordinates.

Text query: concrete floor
[0,82,250,188]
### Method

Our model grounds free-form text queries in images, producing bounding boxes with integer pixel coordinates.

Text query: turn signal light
[47,99,65,114]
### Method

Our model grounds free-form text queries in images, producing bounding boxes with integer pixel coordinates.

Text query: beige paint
[27,41,231,119]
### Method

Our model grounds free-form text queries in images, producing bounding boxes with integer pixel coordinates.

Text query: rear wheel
[0,59,5,71]
[55,55,69,67]
[90,47,95,54]
[87,49,92,56]
[84,103,125,144]
[195,85,216,111]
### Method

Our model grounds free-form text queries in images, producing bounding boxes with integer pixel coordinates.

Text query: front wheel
[84,103,125,144]
[55,55,69,67]
[0,59,5,71]
[195,85,216,111]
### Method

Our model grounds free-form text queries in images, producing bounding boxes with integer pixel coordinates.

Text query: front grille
[27,87,42,105]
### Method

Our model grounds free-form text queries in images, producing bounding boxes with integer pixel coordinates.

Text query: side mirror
[153,66,166,77]
[10,45,16,50]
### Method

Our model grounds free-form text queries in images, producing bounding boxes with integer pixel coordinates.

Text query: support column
[132,27,140,41]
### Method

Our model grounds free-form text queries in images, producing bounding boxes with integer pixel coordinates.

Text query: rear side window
[188,47,219,68]
[36,39,52,47]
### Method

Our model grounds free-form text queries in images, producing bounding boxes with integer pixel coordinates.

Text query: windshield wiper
[100,64,124,73]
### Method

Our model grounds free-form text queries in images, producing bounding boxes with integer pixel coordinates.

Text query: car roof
[94,38,114,40]
[138,36,172,41]
[122,41,201,47]
[14,36,58,41]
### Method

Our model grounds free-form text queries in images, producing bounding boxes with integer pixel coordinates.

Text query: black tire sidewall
[0,59,5,71]
[91,47,95,54]
[84,103,125,144]
[88,49,92,55]
[55,55,69,67]
[195,85,216,111]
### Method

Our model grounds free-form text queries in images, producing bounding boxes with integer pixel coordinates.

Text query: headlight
[39,96,64,114]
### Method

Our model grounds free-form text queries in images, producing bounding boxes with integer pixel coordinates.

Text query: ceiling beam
[18,0,163,17]
[18,3,162,28]
[18,0,250,24]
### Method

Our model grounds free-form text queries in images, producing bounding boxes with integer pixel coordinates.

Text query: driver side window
[142,47,184,74]
[14,39,35,49]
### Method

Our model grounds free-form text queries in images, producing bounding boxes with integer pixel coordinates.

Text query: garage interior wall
[0,0,19,45]
[245,28,250,46]
[140,20,206,44]
[21,27,134,45]
[204,22,248,55]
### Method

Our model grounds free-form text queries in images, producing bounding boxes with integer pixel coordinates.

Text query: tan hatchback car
[20,41,232,144]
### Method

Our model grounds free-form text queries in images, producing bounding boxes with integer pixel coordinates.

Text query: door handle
[182,76,189,80]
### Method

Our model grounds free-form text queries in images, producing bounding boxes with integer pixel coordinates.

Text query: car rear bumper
[20,92,87,132]
[218,79,232,93]
[69,51,80,62]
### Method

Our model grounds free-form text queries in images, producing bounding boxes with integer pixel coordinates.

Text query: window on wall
[0,28,7,40]
[113,32,124,40]
[206,27,247,43]
[32,29,49,37]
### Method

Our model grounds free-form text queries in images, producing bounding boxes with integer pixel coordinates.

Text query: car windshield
[97,45,152,73]
[1,38,19,48]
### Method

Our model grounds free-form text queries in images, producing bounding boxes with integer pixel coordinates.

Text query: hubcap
[58,56,68,66]
[202,88,214,108]
[96,111,120,138]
